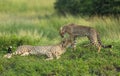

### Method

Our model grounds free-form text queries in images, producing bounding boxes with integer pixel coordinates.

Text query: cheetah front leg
[46,52,53,60]
[71,37,77,51]
[56,56,61,59]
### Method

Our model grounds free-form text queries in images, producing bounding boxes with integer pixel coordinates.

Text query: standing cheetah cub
[59,23,112,52]
[4,39,71,60]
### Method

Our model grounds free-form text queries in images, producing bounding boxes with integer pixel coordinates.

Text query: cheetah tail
[97,33,112,48]
[7,46,12,53]
[7,46,18,55]
[102,45,112,48]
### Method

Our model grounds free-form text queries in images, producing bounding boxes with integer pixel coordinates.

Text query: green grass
[0,0,120,76]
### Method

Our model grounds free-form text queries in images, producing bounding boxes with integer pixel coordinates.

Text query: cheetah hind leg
[21,52,29,56]
[3,53,12,58]
[93,43,101,53]
[97,46,101,53]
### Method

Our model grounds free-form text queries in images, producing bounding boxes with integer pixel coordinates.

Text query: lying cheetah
[59,23,112,52]
[4,39,72,60]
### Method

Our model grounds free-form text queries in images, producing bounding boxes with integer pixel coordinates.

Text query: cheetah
[3,39,72,60]
[59,23,112,52]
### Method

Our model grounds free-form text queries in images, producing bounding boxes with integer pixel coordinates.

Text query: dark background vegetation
[55,0,120,16]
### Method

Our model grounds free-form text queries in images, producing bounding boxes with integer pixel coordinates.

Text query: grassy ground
[0,0,120,76]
